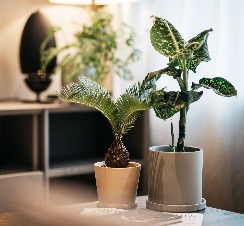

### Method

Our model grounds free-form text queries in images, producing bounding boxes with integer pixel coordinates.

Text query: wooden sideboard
[0,101,150,203]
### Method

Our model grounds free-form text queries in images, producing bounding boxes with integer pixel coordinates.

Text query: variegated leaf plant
[146,16,237,152]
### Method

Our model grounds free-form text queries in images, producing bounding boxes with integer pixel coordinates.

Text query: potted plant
[41,8,141,92]
[144,16,237,212]
[58,75,154,208]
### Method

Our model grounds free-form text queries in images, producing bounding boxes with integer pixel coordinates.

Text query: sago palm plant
[58,76,155,168]
[144,16,237,152]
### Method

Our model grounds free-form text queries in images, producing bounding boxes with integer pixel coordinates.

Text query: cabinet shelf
[49,159,99,178]
[48,158,143,178]
[0,102,150,199]
[0,164,33,176]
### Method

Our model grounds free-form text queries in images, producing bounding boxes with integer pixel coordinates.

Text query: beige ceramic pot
[94,161,141,209]
[146,146,206,212]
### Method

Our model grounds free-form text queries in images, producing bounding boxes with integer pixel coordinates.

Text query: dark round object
[25,73,52,102]
[105,137,130,168]
[20,11,56,74]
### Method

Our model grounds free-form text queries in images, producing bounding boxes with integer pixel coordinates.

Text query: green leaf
[58,76,118,134]
[141,68,164,90]
[141,67,181,90]
[173,90,203,106]
[150,16,186,58]
[59,76,151,138]
[126,82,151,104]
[187,29,213,72]
[198,77,237,97]
[187,29,213,52]
[152,90,203,120]
[116,94,148,135]
[152,90,182,119]
[40,26,61,71]
[168,57,180,67]
[191,82,202,90]
[162,67,182,79]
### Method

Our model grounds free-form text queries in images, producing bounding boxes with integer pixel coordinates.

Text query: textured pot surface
[147,146,206,212]
[94,161,141,209]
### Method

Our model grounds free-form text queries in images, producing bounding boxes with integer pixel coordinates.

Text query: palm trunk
[105,136,130,168]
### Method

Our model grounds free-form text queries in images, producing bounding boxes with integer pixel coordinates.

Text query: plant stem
[177,108,186,151]
[170,121,175,152]
[177,60,188,152]
[182,60,188,90]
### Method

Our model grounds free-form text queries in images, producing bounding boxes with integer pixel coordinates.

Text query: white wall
[0,0,141,101]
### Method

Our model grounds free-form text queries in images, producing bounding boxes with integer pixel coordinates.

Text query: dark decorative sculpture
[20,11,56,103]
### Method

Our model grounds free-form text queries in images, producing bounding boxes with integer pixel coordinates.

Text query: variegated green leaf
[168,48,194,68]
[187,29,213,72]
[152,90,203,120]
[191,82,202,90]
[150,16,186,58]
[161,66,181,78]
[168,57,180,67]
[142,67,181,88]
[187,29,213,52]
[140,67,169,91]
[151,89,180,120]
[198,77,237,97]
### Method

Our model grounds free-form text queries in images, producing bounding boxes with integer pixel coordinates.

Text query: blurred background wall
[0,0,243,213]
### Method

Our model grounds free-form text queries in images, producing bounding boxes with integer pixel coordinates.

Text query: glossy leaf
[150,16,186,58]
[187,29,213,72]
[161,67,181,78]
[187,29,213,52]
[141,67,180,91]
[199,77,237,97]
[152,90,203,120]
[141,70,163,90]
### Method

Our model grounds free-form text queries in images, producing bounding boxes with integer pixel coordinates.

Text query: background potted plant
[58,75,154,208]
[41,8,141,92]
[144,16,237,212]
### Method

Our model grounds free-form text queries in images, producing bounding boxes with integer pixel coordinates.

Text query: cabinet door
[0,171,43,213]
[49,111,113,164]
[0,114,39,173]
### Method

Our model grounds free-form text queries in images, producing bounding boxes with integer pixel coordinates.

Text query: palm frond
[126,82,150,102]
[116,94,149,135]
[58,76,118,135]
[59,76,153,138]
[126,76,160,109]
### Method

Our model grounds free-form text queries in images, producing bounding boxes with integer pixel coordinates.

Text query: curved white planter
[94,162,141,209]
[146,146,206,212]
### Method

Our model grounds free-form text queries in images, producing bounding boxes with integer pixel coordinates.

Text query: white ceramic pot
[94,161,141,209]
[146,146,206,212]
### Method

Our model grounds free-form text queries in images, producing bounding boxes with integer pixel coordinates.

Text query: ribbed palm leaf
[59,76,118,135]
[116,93,148,136]
[58,76,153,167]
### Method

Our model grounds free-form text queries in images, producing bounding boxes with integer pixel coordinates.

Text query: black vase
[20,11,56,102]
[24,72,52,103]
